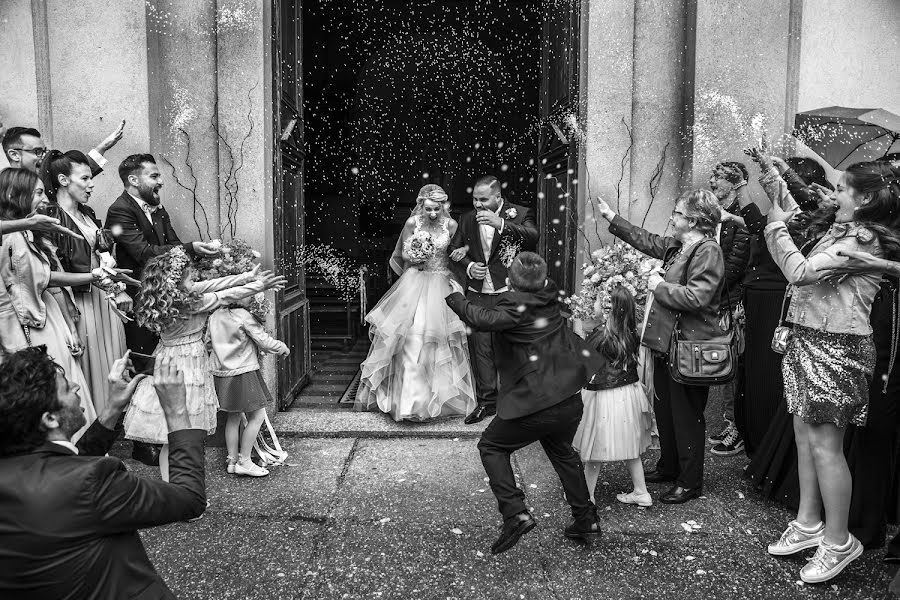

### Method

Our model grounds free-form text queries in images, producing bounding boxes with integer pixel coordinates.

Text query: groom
[449,175,539,424]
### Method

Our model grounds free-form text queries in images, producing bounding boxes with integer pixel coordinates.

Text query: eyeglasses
[10,147,47,158]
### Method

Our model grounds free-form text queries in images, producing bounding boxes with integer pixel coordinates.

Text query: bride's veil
[388,185,449,276]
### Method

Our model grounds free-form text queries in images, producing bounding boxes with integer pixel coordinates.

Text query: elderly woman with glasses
[595,190,725,504]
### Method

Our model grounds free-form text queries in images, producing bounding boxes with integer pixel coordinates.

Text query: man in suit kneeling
[0,348,207,600]
[445,252,603,554]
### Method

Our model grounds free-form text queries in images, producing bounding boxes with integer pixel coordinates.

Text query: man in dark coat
[445,252,602,554]
[105,154,218,466]
[448,175,539,424]
[0,347,207,600]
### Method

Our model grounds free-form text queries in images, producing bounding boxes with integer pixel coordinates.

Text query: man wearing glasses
[1,122,124,175]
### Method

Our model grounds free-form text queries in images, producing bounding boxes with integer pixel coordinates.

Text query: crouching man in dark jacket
[0,348,207,600]
[445,251,603,554]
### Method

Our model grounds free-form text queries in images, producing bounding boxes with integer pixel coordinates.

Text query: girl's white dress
[355,216,476,421]
[124,273,264,444]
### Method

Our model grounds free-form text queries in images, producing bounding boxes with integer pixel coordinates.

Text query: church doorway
[279,0,582,404]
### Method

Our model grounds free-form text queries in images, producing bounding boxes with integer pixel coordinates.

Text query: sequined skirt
[782,325,875,427]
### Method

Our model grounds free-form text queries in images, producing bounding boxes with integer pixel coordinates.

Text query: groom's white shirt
[470,200,507,294]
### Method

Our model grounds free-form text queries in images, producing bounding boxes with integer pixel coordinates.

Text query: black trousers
[477,393,595,526]
[653,356,710,489]
[466,290,502,407]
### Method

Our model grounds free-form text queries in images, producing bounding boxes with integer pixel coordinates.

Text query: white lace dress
[355,216,476,421]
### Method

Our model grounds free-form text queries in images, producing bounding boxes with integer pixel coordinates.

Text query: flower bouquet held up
[565,243,661,325]
[403,230,435,265]
[193,238,260,280]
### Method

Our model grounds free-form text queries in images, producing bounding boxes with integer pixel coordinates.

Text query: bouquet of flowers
[194,238,260,280]
[403,230,435,264]
[565,242,661,324]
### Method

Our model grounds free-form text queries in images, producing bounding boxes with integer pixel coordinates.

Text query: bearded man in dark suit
[105,154,218,465]
[448,175,539,424]
[0,347,206,600]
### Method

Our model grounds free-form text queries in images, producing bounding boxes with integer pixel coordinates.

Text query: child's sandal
[226,456,236,474]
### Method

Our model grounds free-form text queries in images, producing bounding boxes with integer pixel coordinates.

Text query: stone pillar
[0,0,40,137]
[690,0,794,196]
[145,0,221,239]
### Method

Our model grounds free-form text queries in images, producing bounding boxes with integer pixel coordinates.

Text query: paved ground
[112,398,900,600]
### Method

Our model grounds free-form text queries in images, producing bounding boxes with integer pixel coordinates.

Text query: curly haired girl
[123,246,286,486]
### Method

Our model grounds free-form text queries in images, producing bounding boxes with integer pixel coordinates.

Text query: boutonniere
[505,207,518,219]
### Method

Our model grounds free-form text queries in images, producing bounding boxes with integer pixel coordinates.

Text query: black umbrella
[793,106,900,169]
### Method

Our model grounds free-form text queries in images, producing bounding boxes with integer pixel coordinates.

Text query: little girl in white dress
[124,247,285,482]
[573,285,657,507]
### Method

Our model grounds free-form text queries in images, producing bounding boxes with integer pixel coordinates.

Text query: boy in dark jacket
[445,252,603,554]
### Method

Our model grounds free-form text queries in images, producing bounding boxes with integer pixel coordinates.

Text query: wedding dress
[355,215,476,421]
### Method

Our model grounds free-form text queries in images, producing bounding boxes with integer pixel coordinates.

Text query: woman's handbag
[667,240,738,386]
[771,287,793,354]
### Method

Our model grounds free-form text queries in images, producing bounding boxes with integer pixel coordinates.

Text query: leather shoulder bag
[668,239,737,386]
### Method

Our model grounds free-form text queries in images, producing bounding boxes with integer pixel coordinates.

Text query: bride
[355,184,476,421]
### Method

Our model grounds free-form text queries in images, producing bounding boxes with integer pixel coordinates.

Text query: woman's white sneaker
[767,520,825,556]
[800,534,863,584]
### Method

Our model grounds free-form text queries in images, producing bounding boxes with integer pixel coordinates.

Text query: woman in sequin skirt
[763,161,900,584]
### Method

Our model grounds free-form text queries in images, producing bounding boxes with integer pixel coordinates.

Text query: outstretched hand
[24,213,81,239]
[817,249,895,280]
[594,196,616,221]
[258,270,288,292]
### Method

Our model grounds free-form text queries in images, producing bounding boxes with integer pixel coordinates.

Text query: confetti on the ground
[450,528,463,535]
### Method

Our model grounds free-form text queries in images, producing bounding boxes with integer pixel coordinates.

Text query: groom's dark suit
[446,279,601,526]
[449,201,538,411]
[106,191,196,354]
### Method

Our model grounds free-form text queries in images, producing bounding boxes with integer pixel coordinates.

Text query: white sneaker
[800,535,863,584]
[616,491,653,507]
[767,520,825,556]
[234,460,269,477]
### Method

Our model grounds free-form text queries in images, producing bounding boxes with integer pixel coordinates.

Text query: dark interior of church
[302,0,542,274]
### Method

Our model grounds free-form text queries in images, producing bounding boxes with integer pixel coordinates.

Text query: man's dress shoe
[464,404,496,425]
[659,486,702,504]
[564,517,603,542]
[643,469,675,484]
[491,512,536,554]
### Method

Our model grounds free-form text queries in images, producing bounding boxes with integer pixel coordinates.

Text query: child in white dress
[573,286,656,507]
[207,293,289,477]
[124,247,285,484]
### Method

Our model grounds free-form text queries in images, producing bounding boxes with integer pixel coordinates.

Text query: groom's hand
[476,210,503,230]
[469,263,488,280]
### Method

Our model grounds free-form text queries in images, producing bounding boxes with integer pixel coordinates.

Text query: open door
[272,0,311,408]
[536,0,581,295]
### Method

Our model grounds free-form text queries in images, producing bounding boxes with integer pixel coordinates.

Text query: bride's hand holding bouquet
[403,230,435,267]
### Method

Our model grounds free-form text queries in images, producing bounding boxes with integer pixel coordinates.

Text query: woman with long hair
[40,150,131,415]
[595,189,726,505]
[764,160,900,583]
[0,169,100,439]
[355,184,476,421]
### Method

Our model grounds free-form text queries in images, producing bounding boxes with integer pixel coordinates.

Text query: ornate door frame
[536,0,581,296]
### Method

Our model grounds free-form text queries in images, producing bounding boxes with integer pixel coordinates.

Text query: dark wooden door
[536,0,580,295]
[273,0,311,408]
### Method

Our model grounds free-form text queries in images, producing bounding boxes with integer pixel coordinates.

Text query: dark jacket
[43,204,105,293]
[583,327,639,391]
[609,215,725,354]
[719,201,751,304]
[105,191,194,294]
[448,201,539,293]
[0,422,207,600]
[445,279,602,420]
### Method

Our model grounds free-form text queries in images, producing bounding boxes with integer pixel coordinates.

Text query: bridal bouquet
[565,243,661,323]
[403,230,435,264]
[194,238,261,280]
